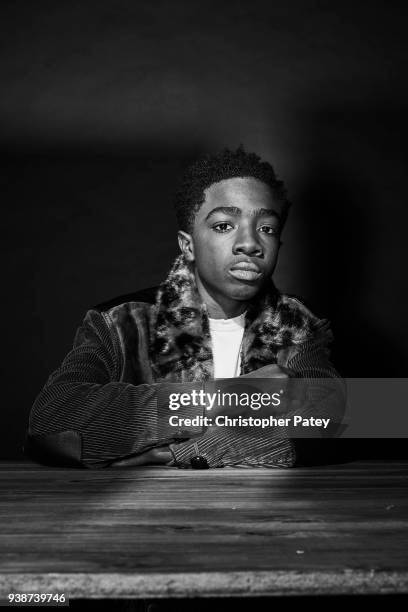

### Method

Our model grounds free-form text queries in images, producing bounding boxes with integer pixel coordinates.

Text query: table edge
[1,570,408,598]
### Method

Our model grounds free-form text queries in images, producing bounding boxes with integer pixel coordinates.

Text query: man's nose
[233,225,263,256]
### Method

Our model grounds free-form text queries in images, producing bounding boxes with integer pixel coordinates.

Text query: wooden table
[0,460,407,600]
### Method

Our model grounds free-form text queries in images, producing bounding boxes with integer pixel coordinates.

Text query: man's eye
[213,222,233,233]
[259,225,278,235]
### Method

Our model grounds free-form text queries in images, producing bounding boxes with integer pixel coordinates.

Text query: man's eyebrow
[204,206,280,221]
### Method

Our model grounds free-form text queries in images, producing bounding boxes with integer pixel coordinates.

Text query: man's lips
[229,261,263,281]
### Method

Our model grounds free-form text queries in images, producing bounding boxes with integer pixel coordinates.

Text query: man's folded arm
[25,309,205,469]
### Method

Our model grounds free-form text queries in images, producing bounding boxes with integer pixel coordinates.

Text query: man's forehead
[200,177,283,216]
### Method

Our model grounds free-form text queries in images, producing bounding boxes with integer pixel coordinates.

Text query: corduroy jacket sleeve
[25,309,207,469]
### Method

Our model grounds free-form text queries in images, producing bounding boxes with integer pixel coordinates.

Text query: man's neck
[195,272,248,320]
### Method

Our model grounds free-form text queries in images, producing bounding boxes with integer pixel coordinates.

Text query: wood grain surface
[0,460,407,598]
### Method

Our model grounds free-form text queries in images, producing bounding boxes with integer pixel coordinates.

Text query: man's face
[179,177,285,312]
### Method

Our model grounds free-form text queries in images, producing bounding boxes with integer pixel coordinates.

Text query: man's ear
[178,230,195,262]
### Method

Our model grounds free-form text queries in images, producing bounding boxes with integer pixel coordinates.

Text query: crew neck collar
[208,311,246,330]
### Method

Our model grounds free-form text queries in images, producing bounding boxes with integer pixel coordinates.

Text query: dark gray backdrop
[2,0,408,458]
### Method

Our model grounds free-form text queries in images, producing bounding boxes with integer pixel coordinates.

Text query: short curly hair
[174,145,291,233]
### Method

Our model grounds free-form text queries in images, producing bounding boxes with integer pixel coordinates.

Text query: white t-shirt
[208,312,246,379]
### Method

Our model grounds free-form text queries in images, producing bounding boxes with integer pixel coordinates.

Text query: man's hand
[241,363,306,414]
[208,365,291,420]
[109,447,173,467]
[239,364,291,379]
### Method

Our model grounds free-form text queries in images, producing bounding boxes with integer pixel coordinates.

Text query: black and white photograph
[1,0,408,609]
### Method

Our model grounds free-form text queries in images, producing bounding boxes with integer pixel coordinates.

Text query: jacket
[25,255,343,469]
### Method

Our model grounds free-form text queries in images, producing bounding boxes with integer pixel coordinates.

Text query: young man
[25,147,342,469]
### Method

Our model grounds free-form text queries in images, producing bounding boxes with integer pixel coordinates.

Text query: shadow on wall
[295,170,404,377]
[289,108,408,377]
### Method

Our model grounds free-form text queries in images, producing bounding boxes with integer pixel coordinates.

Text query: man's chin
[226,283,263,301]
